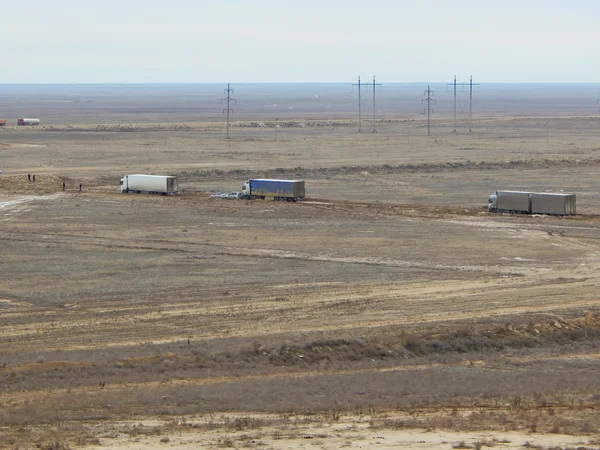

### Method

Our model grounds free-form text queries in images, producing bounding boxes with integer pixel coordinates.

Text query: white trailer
[120,174,178,195]
[17,118,40,126]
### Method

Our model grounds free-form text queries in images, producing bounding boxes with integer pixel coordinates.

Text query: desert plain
[1,83,600,449]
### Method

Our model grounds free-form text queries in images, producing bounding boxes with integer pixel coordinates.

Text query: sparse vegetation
[2,89,600,448]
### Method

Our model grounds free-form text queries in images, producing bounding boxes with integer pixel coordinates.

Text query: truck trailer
[242,179,305,201]
[17,118,40,126]
[120,174,178,195]
[531,193,576,215]
[488,191,576,215]
[0,120,7,127]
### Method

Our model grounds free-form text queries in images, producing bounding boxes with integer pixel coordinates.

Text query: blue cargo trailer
[242,179,305,201]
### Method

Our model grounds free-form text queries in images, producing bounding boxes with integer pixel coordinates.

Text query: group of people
[27,173,82,192]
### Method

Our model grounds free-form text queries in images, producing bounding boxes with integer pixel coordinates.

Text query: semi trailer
[0,120,7,126]
[120,174,178,195]
[488,191,576,215]
[17,118,40,126]
[241,179,305,201]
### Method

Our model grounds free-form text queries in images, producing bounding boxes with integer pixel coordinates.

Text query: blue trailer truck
[241,179,305,201]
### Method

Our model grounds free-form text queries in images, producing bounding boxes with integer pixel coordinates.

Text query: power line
[422,85,435,136]
[221,83,235,139]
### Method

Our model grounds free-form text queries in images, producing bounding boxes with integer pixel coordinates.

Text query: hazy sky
[1,0,598,83]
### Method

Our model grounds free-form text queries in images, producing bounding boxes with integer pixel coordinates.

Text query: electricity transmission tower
[369,76,382,133]
[221,83,236,139]
[448,75,457,132]
[352,75,382,132]
[422,85,435,136]
[447,75,479,132]
[467,76,479,131]
[352,76,364,132]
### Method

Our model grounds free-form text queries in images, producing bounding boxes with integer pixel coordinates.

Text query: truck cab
[241,181,250,196]
[488,193,497,212]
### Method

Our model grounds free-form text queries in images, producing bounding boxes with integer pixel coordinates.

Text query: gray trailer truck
[488,191,576,215]
[241,179,305,201]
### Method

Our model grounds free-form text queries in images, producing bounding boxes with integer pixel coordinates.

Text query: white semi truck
[17,118,40,126]
[488,191,576,215]
[120,174,178,195]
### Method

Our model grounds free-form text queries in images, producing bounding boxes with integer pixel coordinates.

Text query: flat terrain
[2,84,600,449]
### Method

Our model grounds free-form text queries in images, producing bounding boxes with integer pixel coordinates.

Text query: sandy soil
[1,84,600,448]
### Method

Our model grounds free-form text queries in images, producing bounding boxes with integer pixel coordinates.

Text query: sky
[1,0,598,84]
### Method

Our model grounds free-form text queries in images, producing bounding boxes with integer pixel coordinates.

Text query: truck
[17,118,40,126]
[120,174,178,195]
[488,190,576,215]
[0,120,7,127]
[241,179,305,201]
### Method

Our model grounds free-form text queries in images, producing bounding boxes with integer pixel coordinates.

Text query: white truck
[17,118,40,126]
[488,191,576,215]
[120,174,178,195]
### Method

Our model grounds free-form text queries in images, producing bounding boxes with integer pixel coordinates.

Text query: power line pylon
[369,75,382,133]
[448,75,457,132]
[422,85,435,136]
[352,75,382,133]
[447,75,479,132]
[221,83,236,139]
[468,76,479,131]
[352,76,364,132]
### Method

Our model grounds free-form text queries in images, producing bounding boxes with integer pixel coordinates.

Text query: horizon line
[1,81,600,86]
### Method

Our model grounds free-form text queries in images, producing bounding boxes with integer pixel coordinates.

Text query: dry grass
[3,90,600,447]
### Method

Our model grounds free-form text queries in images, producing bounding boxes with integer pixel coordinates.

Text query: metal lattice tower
[352,75,382,133]
[468,76,479,131]
[369,76,382,133]
[447,75,479,132]
[352,76,364,132]
[221,83,236,139]
[422,85,435,136]
[449,75,457,132]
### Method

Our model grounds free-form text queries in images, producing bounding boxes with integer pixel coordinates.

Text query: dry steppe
[2,84,600,449]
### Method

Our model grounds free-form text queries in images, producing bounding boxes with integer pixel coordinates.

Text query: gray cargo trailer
[488,190,576,215]
[488,190,531,213]
[531,193,576,215]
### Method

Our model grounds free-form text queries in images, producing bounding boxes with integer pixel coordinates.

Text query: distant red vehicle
[17,118,40,126]
[0,120,7,126]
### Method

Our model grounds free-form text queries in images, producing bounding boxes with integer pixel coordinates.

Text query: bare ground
[2,91,600,448]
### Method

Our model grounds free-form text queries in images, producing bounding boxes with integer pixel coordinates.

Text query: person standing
[79,183,82,193]
[62,181,66,191]
[32,174,36,183]
[28,173,31,182]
